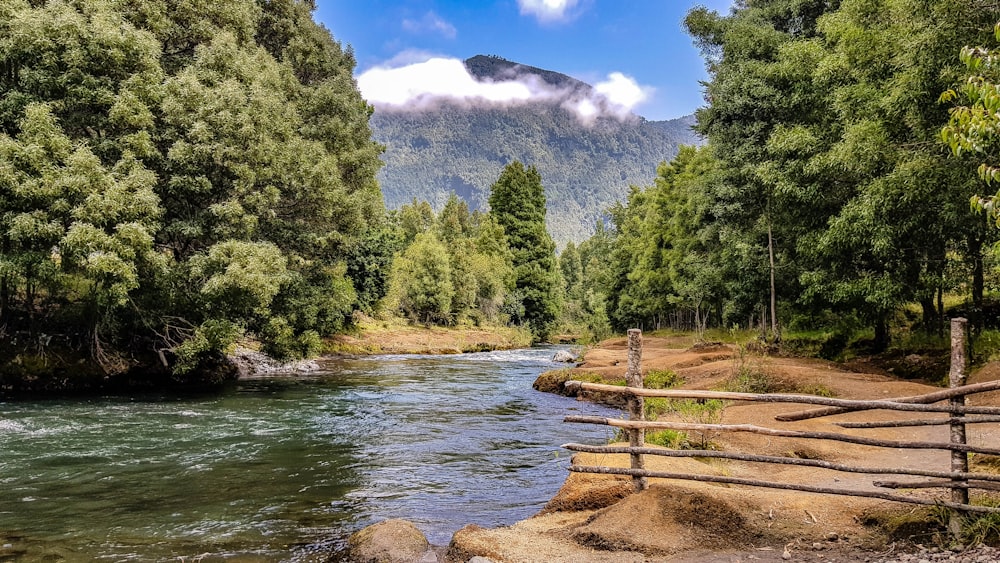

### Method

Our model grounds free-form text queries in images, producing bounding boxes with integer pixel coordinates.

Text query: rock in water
[552,350,577,363]
[347,519,431,563]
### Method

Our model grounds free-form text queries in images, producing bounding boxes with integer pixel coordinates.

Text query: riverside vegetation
[8,0,1000,396]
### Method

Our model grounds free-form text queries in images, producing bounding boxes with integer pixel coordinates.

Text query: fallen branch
[568,465,1000,514]
[561,443,1000,482]
[564,381,1000,417]
[873,479,1000,492]
[836,415,1000,429]
[775,379,1000,422]
[564,415,1000,456]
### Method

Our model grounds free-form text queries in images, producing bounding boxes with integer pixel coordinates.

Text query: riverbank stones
[346,519,431,563]
[552,350,578,363]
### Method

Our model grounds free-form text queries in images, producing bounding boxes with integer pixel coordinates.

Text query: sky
[314,0,735,122]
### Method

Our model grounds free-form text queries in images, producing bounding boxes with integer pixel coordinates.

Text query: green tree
[393,232,454,324]
[488,161,560,337]
[0,0,388,378]
[942,23,1000,215]
[686,0,999,348]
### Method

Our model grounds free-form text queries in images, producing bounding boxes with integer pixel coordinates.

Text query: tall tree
[0,0,388,379]
[488,161,560,338]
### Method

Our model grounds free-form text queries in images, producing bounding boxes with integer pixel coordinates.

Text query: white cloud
[517,0,582,24]
[594,72,653,117]
[356,55,653,122]
[401,11,457,39]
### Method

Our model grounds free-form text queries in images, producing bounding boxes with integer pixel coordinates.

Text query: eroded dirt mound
[540,470,632,513]
[572,485,761,555]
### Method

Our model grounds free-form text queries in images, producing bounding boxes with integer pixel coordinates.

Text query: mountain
[369,55,703,245]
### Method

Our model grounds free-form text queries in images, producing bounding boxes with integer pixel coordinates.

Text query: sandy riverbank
[326,318,534,356]
[443,334,1000,562]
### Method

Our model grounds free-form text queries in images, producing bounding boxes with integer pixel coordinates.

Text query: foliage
[489,162,561,338]
[0,0,386,375]
[569,0,1000,349]
[383,195,516,326]
[942,23,1000,218]
[644,429,690,449]
[671,399,724,450]
[392,232,454,324]
[644,369,682,390]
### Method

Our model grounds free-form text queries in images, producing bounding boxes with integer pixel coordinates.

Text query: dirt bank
[448,335,1000,562]
[326,318,532,355]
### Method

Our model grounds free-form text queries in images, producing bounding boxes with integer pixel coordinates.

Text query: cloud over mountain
[356,54,653,122]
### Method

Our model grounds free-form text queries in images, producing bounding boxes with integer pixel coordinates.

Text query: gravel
[865,544,1000,563]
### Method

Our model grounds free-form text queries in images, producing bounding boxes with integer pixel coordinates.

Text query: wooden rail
[562,320,1000,539]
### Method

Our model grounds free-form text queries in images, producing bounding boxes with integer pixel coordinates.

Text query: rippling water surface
[0,347,618,561]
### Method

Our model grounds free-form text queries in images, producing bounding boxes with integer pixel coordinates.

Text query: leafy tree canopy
[0,0,386,379]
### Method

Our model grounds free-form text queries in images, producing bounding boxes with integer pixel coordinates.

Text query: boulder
[347,519,431,563]
[552,350,578,363]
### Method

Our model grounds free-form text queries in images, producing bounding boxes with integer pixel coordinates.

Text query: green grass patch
[958,498,1000,546]
[722,345,835,397]
[645,429,689,449]
[644,369,682,389]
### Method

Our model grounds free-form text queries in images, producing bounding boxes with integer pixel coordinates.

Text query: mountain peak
[463,55,591,95]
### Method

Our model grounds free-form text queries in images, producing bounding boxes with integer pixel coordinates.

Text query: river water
[0,347,619,561]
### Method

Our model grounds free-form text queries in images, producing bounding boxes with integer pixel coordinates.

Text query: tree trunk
[873,315,890,353]
[970,234,984,342]
[768,222,778,340]
[0,274,8,327]
[938,286,945,339]
[920,297,937,332]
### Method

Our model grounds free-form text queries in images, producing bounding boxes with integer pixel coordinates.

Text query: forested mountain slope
[369,55,701,245]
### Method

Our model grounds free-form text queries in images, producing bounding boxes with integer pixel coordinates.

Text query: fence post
[626,328,647,491]
[949,317,969,540]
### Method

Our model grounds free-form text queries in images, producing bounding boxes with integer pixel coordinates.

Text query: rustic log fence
[562,321,1000,537]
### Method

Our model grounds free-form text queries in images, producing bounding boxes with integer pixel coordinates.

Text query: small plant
[672,398,724,450]
[974,329,1000,362]
[572,372,626,386]
[645,397,672,419]
[722,346,835,397]
[644,369,682,389]
[726,344,772,393]
[645,429,689,449]
[959,498,1000,546]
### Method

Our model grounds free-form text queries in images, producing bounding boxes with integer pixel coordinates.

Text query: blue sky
[314,1,734,121]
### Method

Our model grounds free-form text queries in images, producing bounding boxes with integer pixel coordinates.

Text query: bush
[644,369,682,389]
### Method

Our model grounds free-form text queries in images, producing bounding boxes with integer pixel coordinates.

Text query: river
[0,347,619,561]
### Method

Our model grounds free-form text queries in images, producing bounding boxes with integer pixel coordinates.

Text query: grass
[958,498,1000,546]
[644,369,682,389]
[862,497,1000,548]
[975,329,1000,363]
[721,344,836,397]
[645,429,689,449]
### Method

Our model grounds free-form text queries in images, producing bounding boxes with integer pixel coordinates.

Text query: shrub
[644,369,682,389]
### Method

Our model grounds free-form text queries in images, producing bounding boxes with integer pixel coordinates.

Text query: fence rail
[562,321,1000,538]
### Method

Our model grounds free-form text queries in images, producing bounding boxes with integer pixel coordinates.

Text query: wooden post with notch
[626,328,647,491]
[949,317,969,541]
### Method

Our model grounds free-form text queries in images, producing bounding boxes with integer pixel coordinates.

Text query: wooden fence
[562,321,1000,538]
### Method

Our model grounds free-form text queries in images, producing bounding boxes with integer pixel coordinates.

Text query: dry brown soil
[327,318,530,355]
[447,336,1000,562]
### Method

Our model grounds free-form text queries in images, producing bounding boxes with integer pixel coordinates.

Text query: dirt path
[447,337,1000,562]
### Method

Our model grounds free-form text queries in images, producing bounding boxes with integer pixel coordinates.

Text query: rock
[468,557,499,563]
[552,350,578,363]
[228,347,321,377]
[347,519,430,563]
